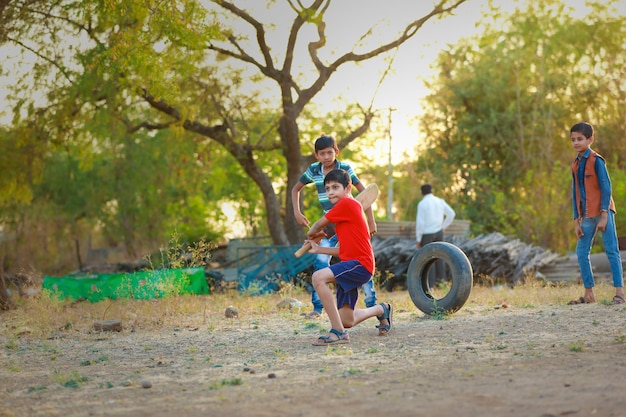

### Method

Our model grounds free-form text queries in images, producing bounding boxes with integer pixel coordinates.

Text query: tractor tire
[406,241,473,315]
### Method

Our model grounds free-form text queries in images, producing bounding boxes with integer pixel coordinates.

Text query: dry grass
[1,277,616,341]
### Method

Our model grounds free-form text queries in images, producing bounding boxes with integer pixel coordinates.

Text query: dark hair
[570,122,594,139]
[314,135,339,153]
[421,184,432,195]
[324,169,351,188]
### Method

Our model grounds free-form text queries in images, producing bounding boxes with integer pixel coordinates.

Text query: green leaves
[417,0,626,252]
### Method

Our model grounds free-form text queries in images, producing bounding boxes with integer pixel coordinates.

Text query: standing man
[415,184,456,286]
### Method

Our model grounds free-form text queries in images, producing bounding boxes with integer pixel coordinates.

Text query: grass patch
[51,370,90,388]
[568,340,585,352]
[207,377,243,390]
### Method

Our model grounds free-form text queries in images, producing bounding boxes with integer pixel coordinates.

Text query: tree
[1,0,469,249]
[416,0,626,251]
[142,0,471,245]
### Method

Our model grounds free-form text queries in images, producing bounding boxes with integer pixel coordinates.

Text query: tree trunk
[280,104,308,245]
[0,258,14,310]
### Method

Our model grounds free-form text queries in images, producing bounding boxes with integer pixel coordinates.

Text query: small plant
[80,355,109,366]
[325,346,353,356]
[7,360,21,372]
[304,322,324,331]
[5,337,19,350]
[568,340,585,352]
[207,377,243,390]
[274,348,289,360]
[52,370,89,388]
[430,301,449,320]
[365,347,379,354]
[490,344,508,351]
[342,368,362,377]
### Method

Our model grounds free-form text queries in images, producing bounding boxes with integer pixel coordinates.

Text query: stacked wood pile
[372,232,566,290]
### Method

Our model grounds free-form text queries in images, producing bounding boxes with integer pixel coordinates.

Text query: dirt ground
[1,290,626,417]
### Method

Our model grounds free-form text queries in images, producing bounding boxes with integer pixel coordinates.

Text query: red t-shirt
[325,197,375,274]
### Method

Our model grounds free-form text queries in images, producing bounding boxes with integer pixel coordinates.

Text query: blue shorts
[328,260,373,310]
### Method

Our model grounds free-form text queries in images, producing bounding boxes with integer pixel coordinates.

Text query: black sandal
[376,302,393,336]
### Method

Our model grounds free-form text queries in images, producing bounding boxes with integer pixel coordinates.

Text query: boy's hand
[368,220,377,236]
[597,215,608,232]
[574,220,584,239]
[295,212,310,228]
[305,239,321,254]
[306,231,326,241]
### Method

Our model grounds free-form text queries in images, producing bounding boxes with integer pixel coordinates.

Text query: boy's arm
[305,215,339,256]
[354,182,378,235]
[595,157,611,232]
[291,182,309,227]
[307,215,331,240]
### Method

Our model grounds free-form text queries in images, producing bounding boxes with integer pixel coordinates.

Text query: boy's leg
[602,211,624,287]
[572,217,598,303]
[602,212,624,302]
[308,237,333,316]
[343,304,385,327]
[362,279,377,308]
[307,290,323,318]
[311,267,343,332]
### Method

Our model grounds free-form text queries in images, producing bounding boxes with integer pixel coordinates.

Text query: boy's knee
[311,271,324,289]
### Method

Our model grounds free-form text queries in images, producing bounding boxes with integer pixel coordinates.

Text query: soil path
[1,293,626,417]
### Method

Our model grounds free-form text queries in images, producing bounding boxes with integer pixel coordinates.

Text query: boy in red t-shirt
[305,169,392,345]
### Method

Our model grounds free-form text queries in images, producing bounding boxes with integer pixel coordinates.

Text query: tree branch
[209,0,277,77]
[7,36,74,83]
[299,0,468,109]
[140,89,281,153]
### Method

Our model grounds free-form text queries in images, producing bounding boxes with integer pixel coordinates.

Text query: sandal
[612,295,625,305]
[376,302,393,336]
[312,328,349,346]
[567,296,595,305]
[304,310,322,319]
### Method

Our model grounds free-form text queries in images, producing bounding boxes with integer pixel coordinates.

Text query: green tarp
[43,268,209,302]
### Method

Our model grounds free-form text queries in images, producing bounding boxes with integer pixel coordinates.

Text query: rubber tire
[406,241,473,315]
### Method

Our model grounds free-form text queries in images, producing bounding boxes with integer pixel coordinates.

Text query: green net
[43,268,209,302]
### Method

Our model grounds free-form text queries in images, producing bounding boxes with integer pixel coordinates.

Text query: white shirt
[415,194,456,242]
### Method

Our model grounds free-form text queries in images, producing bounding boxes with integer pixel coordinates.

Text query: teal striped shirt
[298,161,361,212]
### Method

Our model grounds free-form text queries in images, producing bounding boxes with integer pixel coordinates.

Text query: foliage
[415,0,626,252]
[0,0,471,274]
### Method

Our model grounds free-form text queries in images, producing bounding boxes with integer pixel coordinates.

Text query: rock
[225,306,239,318]
[276,298,305,310]
[141,380,152,389]
[93,319,122,332]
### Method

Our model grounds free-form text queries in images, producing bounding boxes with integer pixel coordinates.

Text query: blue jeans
[576,211,623,289]
[310,235,377,311]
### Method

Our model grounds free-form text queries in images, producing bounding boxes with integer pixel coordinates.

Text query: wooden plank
[376,220,471,239]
